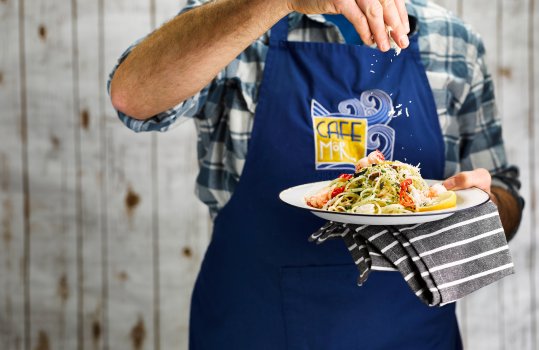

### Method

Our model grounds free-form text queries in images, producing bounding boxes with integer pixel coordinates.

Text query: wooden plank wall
[0,0,536,349]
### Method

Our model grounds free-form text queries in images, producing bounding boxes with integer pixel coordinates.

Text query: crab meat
[355,150,385,172]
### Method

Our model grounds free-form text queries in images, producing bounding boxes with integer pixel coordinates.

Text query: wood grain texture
[73,0,108,348]
[103,0,156,348]
[498,1,534,349]
[104,0,155,350]
[22,0,80,349]
[0,0,26,349]
[431,0,462,16]
[533,0,539,348]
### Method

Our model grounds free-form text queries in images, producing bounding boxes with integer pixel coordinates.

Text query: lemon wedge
[417,191,457,212]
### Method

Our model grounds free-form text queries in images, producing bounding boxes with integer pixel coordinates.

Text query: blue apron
[190,15,461,350]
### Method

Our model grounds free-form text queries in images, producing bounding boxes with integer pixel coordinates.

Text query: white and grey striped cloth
[310,201,514,306]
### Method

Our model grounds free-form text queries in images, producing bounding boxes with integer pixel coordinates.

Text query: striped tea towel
[309,201,514,306]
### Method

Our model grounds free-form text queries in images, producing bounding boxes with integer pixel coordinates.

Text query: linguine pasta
[305,151,453,214]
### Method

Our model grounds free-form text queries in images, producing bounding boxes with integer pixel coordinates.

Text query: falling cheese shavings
[388,100,413,120]
[386,26,402,56]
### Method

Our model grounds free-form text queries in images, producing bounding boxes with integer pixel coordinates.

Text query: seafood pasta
[306,151,456,214]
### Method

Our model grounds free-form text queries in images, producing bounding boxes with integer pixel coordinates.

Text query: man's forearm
[490,186,523,241]
[111,0,291,119]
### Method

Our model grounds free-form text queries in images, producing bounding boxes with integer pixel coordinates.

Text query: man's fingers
[380,0,409,48]
[443,169,492,193]
[341,4,374,45]
[394,0,410,34]
[357,0,389,51]
[444,172,473,191]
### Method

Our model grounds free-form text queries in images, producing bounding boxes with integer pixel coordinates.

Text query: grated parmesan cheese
[386,26,401,56]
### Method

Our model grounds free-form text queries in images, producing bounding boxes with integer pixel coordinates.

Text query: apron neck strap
[270,16,289,45]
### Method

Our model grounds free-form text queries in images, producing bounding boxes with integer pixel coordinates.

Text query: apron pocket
[280,264,460,350]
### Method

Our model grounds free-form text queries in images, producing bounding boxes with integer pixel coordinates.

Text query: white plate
[279,179,490,226]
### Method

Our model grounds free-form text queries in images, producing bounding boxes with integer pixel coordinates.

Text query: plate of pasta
[279,151,490,225]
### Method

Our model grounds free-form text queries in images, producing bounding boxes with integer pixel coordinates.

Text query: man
[109,0,523,348]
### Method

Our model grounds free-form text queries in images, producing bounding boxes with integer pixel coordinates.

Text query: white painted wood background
[0,0,536,349]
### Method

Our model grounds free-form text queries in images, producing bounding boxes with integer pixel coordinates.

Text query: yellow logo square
[313,116,367,171]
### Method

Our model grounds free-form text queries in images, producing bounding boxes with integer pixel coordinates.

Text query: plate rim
[279,179,491,218]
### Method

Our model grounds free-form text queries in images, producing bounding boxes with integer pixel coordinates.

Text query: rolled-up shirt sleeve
[457,36,507,173]
[456,35,523,208]
[107,0,215,133]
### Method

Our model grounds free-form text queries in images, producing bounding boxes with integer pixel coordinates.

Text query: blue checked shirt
[109,0,512,218]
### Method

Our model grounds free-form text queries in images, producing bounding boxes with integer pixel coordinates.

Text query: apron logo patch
[312,89,396,171]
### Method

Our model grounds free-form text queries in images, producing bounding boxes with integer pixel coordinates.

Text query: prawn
[305,187,331,209]
[306,174,352,209]
[355,150,385,172]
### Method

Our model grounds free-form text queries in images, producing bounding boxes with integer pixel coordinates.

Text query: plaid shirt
[109,0,510,218]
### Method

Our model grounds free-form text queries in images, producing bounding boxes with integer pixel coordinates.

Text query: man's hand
[443,168,522,241]
[287,0,410,51]
[443,168,492,194]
